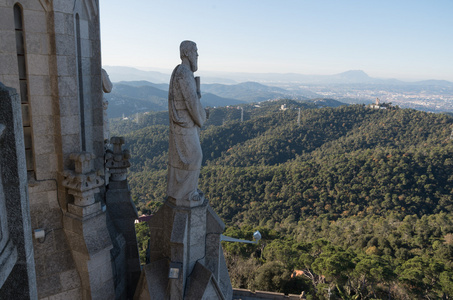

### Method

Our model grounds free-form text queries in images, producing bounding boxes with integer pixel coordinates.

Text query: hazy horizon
[100,0,453,82]
[104,65,453,84]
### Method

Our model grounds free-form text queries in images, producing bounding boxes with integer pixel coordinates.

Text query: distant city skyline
[99,0,453,82]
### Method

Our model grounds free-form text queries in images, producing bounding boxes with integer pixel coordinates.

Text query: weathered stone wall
[1,1,141,299]
[0,0,129,299]
[0,1,82,297]
[0,0,58,180]
[0,83,37,299]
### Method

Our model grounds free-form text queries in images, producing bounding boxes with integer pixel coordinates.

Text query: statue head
[180,40,198,72]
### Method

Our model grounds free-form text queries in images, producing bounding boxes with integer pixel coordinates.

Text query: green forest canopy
[112,101,453,299]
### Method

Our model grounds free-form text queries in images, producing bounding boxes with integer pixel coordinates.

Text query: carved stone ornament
[105,137,130,182]
[62,152,104,206]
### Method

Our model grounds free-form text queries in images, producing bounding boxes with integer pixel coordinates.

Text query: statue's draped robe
[167,64,206,201]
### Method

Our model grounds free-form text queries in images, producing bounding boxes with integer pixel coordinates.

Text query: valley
[114,102,453,299]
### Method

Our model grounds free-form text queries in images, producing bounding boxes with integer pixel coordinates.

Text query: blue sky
[100,0,453,81]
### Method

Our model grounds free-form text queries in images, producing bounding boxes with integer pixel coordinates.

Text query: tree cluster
[112,102,453,298]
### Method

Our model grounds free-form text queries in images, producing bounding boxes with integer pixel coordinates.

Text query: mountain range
[104,67,453,118]
[105,80,319,118]
[104,66,453,86]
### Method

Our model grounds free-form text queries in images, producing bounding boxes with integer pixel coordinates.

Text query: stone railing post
[62,152,115,299]
[105,137,140,299]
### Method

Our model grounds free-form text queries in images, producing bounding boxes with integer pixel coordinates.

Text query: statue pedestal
[134,197,232,300]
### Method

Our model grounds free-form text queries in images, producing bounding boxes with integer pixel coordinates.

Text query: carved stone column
[105,137,140,299]
[62,152,115,300]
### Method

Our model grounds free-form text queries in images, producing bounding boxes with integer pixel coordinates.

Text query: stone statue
[167,40,207,204]
[101,68,113,144]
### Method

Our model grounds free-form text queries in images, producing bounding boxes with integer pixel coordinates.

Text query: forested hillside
[113,102,453,299]
[105,81,246,118]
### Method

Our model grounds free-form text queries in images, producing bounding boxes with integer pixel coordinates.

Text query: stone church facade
[0,0,141,299]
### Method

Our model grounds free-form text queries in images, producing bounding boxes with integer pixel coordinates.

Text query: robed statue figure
[167,41,207,205]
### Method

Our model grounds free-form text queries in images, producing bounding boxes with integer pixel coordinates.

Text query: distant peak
[336,70,369,77]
